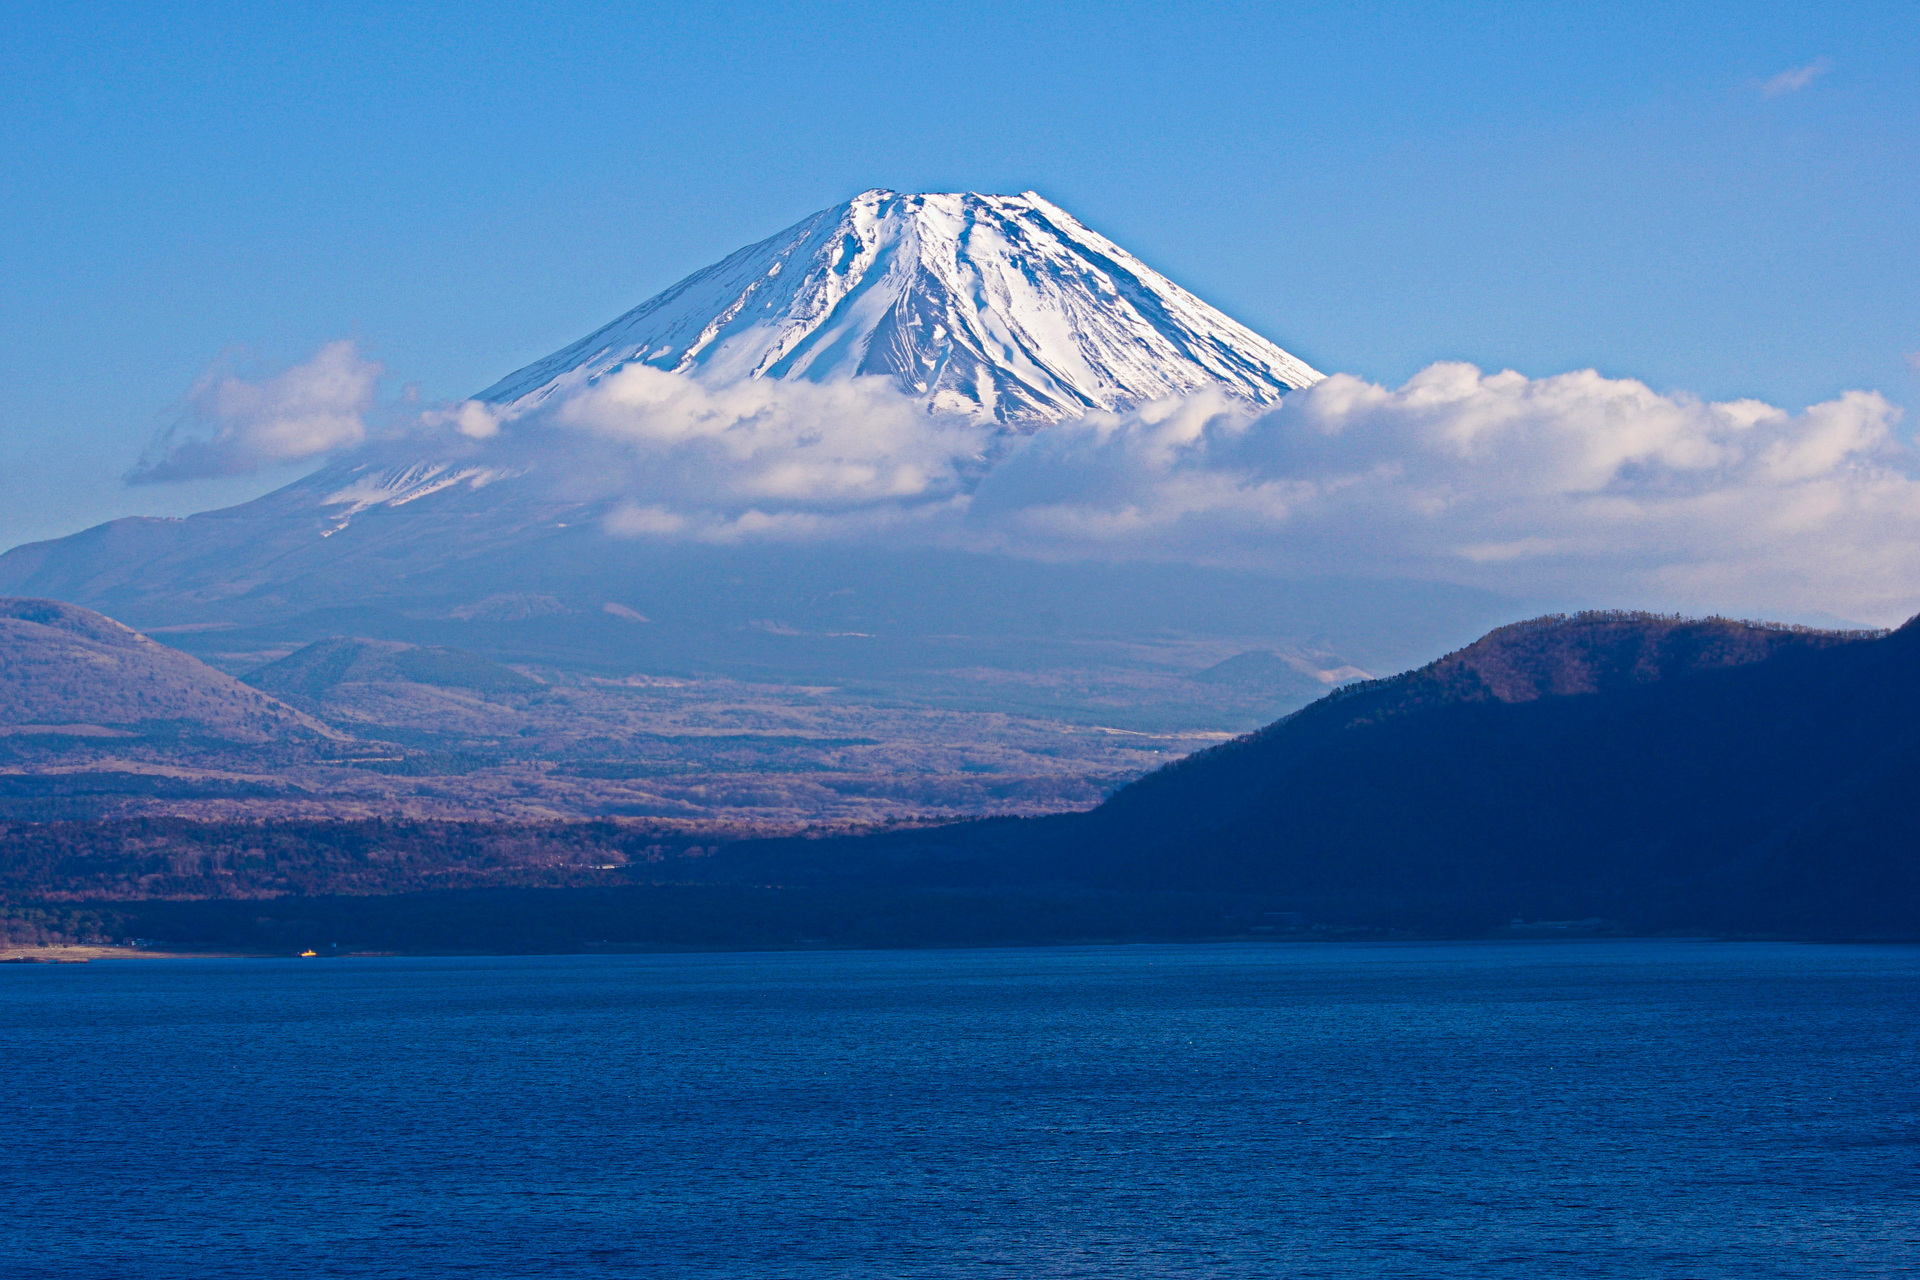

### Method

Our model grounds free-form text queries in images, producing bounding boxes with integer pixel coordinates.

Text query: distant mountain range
[12,608,1916,946]
[715,611,1920,937]
[0,598,1240,827]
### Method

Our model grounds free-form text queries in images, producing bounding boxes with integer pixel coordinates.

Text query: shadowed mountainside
[710,612,1920,936]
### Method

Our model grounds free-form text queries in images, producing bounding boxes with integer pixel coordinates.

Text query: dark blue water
[3,941,1916,1278]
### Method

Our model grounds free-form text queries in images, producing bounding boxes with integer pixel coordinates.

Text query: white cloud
[1762,58,1832,97]
[129,341,381,483]
[486,359,1920,622]
[967,364,1919,623]
[535,363,991,522]
[471,359,1920,622]
[147,339,1920,624]
[418,399,505,440]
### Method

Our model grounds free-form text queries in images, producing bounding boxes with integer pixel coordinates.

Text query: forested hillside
[715,613,1920,936]
[0,598,333,743]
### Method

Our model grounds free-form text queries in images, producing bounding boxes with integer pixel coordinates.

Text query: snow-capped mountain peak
[478,189,1322,424]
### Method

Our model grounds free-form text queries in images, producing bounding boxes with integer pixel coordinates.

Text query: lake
[3,940,1916,1277]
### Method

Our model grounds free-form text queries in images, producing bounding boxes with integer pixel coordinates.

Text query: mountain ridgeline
[7,608,1918,947]
[0,598,332,745]
[714,612,1920,937]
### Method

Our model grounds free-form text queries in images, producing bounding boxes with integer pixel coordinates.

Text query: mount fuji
[478,189,1321,423]
[0,191,1502,715]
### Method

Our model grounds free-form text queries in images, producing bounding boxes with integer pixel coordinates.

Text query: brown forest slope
[0,598,335,742]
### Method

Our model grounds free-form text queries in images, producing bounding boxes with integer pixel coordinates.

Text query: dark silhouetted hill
[714,612,1920,937]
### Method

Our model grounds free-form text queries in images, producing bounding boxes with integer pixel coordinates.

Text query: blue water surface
[3,940,1916,1278]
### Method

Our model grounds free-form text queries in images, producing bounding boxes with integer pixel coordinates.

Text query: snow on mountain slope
[478,190,1322,424]
[0,190,1340,623]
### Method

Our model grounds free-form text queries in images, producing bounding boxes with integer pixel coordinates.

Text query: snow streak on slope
[478,190,1323,425]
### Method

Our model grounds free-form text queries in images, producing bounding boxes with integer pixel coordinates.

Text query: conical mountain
[0,190,1422,700]
[478,189,1321,423]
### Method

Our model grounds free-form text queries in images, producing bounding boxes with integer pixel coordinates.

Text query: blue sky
[2,0,1916,548]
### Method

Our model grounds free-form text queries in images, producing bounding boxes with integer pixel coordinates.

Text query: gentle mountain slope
[478,189,1322,422]
[0,598,334,742]
[244,638,541,702]
[0,503,1509,730]
[716,612,1919,935]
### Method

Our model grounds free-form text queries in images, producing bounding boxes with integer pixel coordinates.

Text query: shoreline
[6,933,1910,965]
[0,943,256,962]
